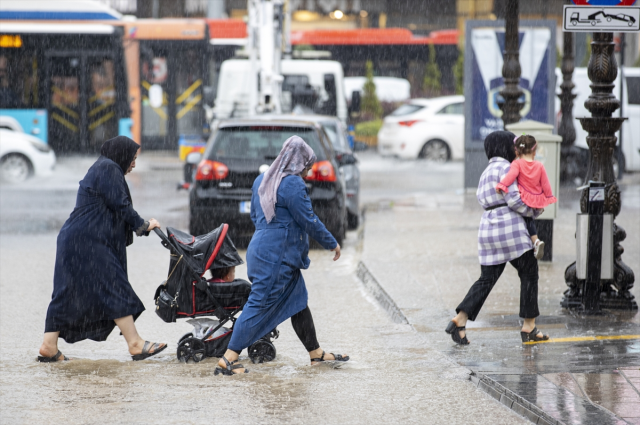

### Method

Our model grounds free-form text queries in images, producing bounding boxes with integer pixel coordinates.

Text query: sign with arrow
[563,5,640,31]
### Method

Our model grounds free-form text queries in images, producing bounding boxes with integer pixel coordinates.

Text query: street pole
[498,0,523,126]
[558,0,577,183]
[562,32,637,311]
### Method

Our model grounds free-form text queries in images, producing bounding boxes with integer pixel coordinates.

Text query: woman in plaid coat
[445,130,550,345]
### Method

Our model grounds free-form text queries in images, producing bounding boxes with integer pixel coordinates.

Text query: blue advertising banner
[463,20,556,188]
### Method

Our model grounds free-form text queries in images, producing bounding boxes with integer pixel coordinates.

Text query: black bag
[154,281,178,323]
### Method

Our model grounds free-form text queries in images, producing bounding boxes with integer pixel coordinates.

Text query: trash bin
[505,120,562,260]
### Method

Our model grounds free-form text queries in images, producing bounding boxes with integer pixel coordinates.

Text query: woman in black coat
[38,136,166,362]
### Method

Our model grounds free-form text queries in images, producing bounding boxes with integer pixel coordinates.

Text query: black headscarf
[100,136,140,174]
[484,130,516,162]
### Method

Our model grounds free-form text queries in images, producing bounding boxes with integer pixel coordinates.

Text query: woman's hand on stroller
[147,218,161,231]
[331,244,341,261]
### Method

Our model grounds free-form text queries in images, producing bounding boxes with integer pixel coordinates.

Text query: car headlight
[30,140,51,153]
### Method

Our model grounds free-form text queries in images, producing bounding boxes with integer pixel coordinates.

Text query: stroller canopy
[166,224,244,276]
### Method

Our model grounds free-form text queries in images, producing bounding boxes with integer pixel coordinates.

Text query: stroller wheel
[248,339,276,364]
[177,337,206,363]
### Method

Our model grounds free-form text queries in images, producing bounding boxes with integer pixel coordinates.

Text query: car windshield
[210,126,325,161]
[390,103,426,116]
[320,121,348,151]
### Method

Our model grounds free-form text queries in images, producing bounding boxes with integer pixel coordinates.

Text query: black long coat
[45,157,146,343]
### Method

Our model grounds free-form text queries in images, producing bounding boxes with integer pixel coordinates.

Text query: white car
[0,129,56,183]
[377,95,465,161]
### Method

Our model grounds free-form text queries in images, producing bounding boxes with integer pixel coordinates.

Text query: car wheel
[0,154,32,183]
[418,140,450,162]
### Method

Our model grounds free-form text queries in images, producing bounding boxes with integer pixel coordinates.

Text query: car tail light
[195,159,229,181]
[398,120,421,127]
[305,160,336,182]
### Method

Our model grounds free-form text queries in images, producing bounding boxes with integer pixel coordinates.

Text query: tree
[361,60,382,119]
[423,43,441,95]
[453,48,464,95]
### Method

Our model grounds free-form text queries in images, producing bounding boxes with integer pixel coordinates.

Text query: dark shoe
[214,356,248,375]
[445,320,470,345]
[521,327,549,343]
[131,341,167,361]
[37,350,69,363]
[310,350,350,365]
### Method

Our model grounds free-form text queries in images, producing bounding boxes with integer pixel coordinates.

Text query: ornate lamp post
[561,32,637,311]
[498,0,523,126]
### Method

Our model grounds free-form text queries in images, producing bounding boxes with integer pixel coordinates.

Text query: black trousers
[291,305,320,352]
[456,249,539,321]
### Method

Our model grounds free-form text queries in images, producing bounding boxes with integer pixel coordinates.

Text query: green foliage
[361,60,382,119]
[423,44,441,94]
[580,36,592,67]
[293,44,314,51]
[634,55,640,67]
[453,48,464,95]
[355,119,383,137]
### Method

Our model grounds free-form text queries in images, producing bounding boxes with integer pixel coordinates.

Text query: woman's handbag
[154,281,178,323]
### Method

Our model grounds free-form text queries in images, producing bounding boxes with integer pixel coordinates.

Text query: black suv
[189,117,347,245]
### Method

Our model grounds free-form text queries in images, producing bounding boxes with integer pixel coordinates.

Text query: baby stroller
[153,224,278,363]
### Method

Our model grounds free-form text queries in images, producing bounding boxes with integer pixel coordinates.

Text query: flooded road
[0,153,527,424]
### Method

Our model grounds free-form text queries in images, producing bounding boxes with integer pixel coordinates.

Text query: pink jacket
[496,159,557,209]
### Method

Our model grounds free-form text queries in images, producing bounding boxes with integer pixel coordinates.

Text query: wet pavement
[0,153,533,424]
[358,151,640,424]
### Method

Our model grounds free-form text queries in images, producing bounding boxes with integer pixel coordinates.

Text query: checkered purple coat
[476,157,539,266]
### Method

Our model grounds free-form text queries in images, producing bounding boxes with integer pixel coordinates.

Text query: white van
[214,59,348,123]
[555,67,640,172]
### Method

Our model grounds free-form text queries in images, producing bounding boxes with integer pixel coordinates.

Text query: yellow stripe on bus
[175,79,202,105]
[176,94,202,119]
[89,100,115,117]
[89,111,115,131]
[52,113,78,132]
[142,97,168,120]
[52,101,79,119]
[523,335,640,345]
[89,86,114,103]
[52,86,77,104]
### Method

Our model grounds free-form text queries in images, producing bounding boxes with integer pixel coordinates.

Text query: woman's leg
[452,263,506,339]
[290,306,346,363]
[114,315,166,355]
[510,251,546,339]
[524,217,538,242]
[39,332,63,359]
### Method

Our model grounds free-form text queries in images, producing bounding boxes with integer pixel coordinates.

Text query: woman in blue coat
[216,136,349,375]
[38,136,166,362]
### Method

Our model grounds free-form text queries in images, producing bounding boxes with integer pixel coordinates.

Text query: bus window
[88,56,117,149]
[0,52,40,109]
[49,55,81,151]
[141,50,169,142]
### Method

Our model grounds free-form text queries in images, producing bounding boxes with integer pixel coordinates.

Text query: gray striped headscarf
[258,135,316,223]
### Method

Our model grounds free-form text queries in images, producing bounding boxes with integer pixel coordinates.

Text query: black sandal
[310,350,350,364]
[215,356,248,375]
[37,350,69,363]
[131,341,167,361]
[445,320,470,345]
[521,327,549,343]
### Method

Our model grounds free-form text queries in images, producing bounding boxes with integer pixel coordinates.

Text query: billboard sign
[464,20,556,188]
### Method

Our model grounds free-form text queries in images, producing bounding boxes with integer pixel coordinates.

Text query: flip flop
[131,341,167,361]
[214,356,248,375]
[37,350,69,363]
[310,350,350,365]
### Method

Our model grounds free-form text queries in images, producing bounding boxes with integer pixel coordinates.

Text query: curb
[356,261,408,324]
[469,372,564,425]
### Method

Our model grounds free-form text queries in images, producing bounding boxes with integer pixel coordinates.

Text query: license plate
[239,201,251,214]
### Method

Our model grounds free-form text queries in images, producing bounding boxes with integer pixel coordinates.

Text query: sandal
[445,320,470,345]
[215,356,248,375]
[131,341,167,361]
[310,350,350,365]
[37,350,69,363]
[521,327,549,343]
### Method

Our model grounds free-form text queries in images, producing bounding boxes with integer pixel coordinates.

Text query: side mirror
[203,86,215,107]
[186,152,202,165]
[336,152,357,165]
[350,90,361,113]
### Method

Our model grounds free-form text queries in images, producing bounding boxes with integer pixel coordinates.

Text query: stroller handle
[153,227,172,249]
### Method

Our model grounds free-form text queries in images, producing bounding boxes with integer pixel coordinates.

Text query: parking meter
[576,181,613,312]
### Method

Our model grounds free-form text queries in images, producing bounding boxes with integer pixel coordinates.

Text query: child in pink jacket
[496,134,557,260]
